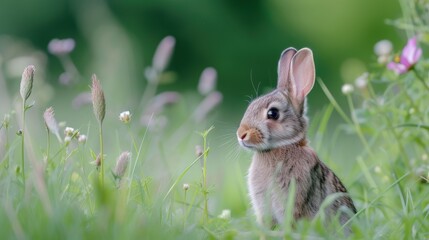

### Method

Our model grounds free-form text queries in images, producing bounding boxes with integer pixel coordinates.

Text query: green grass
[1,1,429,239]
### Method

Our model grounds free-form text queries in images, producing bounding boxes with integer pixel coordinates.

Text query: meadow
[0,0,429,239]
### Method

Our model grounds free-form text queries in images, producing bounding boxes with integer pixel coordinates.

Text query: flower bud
[91,74,106,125]
[78,134,87,144]
[195,145,203,157]
[44,107,62,142]
[152,36,176,72]
[374,40,392,57]
[341,84,354,95]
[355,72,368,89]
[114,151,131,179]
[193,91,223,122]
[198,67,217,95]
[20,65,35,101]
[48,38,75,55]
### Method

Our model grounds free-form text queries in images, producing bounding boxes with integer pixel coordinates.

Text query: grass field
[1,1,429,239]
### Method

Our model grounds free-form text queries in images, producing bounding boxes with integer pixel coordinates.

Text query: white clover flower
[355,72,369,89]
[218,209,231,220]
[183,183,190,191]
[64,127,75,137]
[341,84,354,95]
[119,111,131,123]
[374,40,393,57]
[78,134,87,143]
[64,136,72,144]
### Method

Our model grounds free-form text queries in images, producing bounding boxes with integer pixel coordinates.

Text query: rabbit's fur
[237,48,356,228]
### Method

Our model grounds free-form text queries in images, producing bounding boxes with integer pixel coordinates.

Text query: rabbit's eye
[267,108,280,120]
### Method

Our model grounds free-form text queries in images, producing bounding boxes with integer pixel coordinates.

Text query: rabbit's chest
[247,156,295,221]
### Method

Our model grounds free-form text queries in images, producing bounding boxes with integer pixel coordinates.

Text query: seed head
[152,36,176,72]
[198,67,217,95]
[114,151,131,179]
[93,154,102,170]
[91,74,106,125]
[20,65,35,101]
[193,91,223,122]
[43,107,62,142]
[195,145,203,157]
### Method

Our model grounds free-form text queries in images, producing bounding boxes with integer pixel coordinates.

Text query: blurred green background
[0,0,403,218]
[0,0,401,115]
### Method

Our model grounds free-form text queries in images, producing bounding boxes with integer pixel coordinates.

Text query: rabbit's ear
[289,48,315,105]
[277,47,297,90]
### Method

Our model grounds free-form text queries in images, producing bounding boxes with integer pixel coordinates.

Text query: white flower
[355,72,368,89]
[218,209,231,220]
[341,84,354,95]
[64,127,75,137]
[64,136,72,144]
[119,111,131,123]
[78,134,87,143]
[183,183,190,191]
[374,40,393,57]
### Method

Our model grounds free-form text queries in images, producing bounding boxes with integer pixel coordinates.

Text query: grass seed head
[91,74,106,125]
[114,151,131,179]
[43,107,61,140]
[20,65,35,101]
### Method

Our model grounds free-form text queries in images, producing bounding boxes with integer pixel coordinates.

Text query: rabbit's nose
[237,124,250,140]
[240,132,247,140]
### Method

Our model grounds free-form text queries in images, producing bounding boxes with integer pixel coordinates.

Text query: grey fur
[237,48,356,230]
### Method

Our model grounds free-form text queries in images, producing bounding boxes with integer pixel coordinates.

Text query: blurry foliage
[0,0,400,117]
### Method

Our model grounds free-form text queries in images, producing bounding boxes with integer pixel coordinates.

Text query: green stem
[5,125,9,169]
[202,133,208,223]
[367,83,410,166]
[21,101,26,186]
[413,68,429,91]
[127,124,138,154]
[346,95,375,159]
[46,129,50,167]
[99,122,104,186]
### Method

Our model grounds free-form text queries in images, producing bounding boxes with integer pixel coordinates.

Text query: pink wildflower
[387,37,422,74]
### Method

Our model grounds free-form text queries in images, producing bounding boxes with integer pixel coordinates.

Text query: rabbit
[236,47,356,231]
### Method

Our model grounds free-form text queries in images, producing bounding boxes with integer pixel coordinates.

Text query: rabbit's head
[237,48,315,151]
